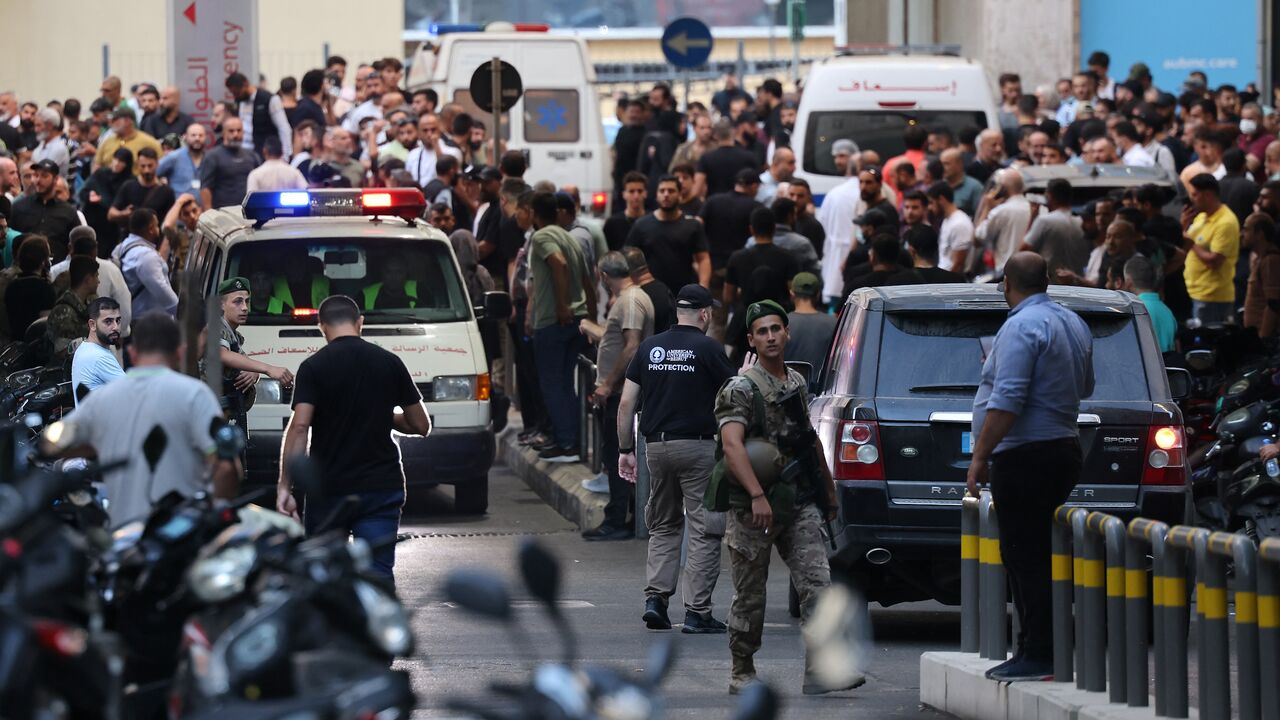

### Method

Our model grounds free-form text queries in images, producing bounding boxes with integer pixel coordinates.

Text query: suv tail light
[834,420,884,481]
[1142,425,1185,485]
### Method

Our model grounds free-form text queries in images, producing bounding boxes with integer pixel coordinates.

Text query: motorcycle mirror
[444,569,513,622]
[517,538,562,610]
[142,425,168,472]
[644,635,677,688]
[731,681,780,720]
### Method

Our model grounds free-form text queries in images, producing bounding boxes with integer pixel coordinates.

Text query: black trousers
[989,437,1081,662]
[600,393,633,529]
[511,300,549,434]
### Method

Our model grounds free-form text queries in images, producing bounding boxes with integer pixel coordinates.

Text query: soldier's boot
[801,651,866,695]
[728,653,758,695]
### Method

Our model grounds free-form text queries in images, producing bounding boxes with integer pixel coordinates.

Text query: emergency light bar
[242,189,426,226]
[428,21,549,35]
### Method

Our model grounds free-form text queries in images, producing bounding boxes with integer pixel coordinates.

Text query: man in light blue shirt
[1124,256,1176,353]
[111,208,178,320]
[967,252,1094,682]
[71,297,125,405]
[156,124,206,196]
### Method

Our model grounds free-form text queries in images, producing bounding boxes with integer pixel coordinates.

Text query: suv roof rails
[833,43,963,57]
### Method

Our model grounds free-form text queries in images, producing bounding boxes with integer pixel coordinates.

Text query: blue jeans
[533,323,585,450]
[1191,300,1234,325]
[304,489,405,582]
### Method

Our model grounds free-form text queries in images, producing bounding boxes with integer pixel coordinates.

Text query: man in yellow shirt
[1182,173,1240,324]
[94,108,162,174]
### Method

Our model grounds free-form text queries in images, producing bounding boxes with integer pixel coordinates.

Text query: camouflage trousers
[726,502,831,661]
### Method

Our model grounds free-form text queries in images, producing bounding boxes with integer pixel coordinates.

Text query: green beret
[745,300,788,330]
[218,276,251,295]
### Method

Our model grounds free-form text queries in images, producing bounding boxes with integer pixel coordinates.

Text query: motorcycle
[169,457,415,719]
[1221,457,1280,540]
[1188,397,1280,538]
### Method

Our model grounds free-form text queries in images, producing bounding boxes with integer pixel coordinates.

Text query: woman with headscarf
[79,147,134,257]
[450,227,509,429]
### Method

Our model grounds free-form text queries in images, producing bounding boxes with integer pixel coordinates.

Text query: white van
[407,28,612,213]
[188,188,508,513]
[791,54,1000,202]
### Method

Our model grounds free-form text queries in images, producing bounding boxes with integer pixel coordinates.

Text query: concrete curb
[920,652,1199,720]
[496,427,608,530]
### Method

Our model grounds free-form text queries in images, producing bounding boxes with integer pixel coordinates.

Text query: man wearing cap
[708,299,854,695]
[203,276,295,441]
[784,271,837,375]
[618,283,735,629]
[93,108,161,174]
[9,159,80,262]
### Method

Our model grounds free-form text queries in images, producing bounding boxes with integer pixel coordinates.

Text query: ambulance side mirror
[476,291,512,321]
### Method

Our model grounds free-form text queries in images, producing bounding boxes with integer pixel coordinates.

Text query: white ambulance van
[407,25,612,213]
[791,54,1000,202]
[188,188,509,513]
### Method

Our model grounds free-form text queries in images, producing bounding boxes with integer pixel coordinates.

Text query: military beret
[745,300,788,330]
[218,276,251,295]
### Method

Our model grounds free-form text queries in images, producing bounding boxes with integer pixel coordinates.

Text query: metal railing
[575,354,603,475]
[962,501,1280,719]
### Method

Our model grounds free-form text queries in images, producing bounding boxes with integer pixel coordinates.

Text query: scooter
[1221,457,1280,540]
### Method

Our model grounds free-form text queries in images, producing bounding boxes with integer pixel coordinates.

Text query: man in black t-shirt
[695,120,759,198]
[842,234,921,299]
[110,148,174,241]
[277,296,432,582]
[723,207,799,356]
[700,169,764,270]
[625,175,710,291]
[604,171,649,251]
[623,246,675,334]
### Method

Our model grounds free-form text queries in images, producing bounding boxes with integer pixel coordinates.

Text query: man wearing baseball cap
[617,283,736,631]
[8,158,79,262]
[93,107,161,175]
[785,272,837,373]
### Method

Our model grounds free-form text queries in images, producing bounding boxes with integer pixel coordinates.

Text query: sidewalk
[496,420,608,531]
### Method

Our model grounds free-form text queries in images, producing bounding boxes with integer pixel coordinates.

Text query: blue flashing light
[279,191,309,207]
[430,23,484,35]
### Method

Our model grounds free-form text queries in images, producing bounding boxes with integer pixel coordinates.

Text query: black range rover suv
[808,284,1188,606]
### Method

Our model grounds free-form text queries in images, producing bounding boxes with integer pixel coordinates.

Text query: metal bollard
[1084,512,1127,703]
[1204,531,1261,720]
[1069,507,1089,690]
[1259,538,1280,719]
[978,490,1008,661]
[1079,513,1108,693]
[961,494,980,653]
[1163,525,1202,719]
[1126,518,1169,713]
[1051,506,1080,683]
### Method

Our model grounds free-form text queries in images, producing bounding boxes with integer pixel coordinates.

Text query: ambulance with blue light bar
[187,188,511,514]
[406,22,612,215]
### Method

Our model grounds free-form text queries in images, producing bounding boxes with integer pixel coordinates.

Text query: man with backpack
[111,207,177,325]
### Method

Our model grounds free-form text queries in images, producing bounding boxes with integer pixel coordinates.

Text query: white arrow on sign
[666,31,712,56]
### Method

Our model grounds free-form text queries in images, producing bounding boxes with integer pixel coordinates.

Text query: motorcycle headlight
[256,378,283,404]
[432,375,475,401]
[354,580,412,656]
[1228,379,1251,397]
[33,386,58,402]
[188,543,258,602]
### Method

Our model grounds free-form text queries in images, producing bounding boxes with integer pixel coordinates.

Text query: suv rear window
[227,237,470,325]
[804,110,988,176]
[872,311,1149,400]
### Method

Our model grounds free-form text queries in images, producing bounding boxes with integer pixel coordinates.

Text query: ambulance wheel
[454,476,489,515]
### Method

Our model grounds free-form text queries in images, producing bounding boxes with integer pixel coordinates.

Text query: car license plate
[961,432,973,455]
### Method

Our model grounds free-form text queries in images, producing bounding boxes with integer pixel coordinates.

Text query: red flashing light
[362,192,393,209]
[514,23,550,31]
[292,308,318,318]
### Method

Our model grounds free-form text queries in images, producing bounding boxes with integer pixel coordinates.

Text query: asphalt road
[393,462,959,719]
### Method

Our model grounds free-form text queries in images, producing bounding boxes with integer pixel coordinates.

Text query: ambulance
[406,23,612,214]
[187,188,509,513]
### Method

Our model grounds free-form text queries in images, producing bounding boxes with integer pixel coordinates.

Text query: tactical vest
[703,374,800,526]
[250,88,278,156]
[363,281,418,310]
[269,276,331,314]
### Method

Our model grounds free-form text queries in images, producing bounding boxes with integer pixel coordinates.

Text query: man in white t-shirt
[974,170,1032,275]
[60,312,238,527]
[1113,121,1155,168]
[70,297,125,405]
[926,181,974,274]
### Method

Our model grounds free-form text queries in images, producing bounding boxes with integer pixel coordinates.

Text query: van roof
[816,54,982,69]
[196,208,449,247]
[850,283,1141,315]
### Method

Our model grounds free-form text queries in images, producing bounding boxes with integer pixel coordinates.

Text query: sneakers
[518,430,548,446]
[983,651,1024,680]
[681,610,727,634]
[581,473,609,494]
[538,445,580,463]
[642,596,671,630]
[581,524,633,541]
[987,657,1053,682]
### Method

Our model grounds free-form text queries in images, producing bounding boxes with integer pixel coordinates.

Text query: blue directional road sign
[661,17,714,68]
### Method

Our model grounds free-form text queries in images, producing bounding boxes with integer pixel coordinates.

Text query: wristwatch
[619,447,635,454]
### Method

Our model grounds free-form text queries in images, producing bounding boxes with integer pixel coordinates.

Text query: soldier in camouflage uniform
[711,300,861,696]
[47,256,99,355]
[201,277,295,441]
